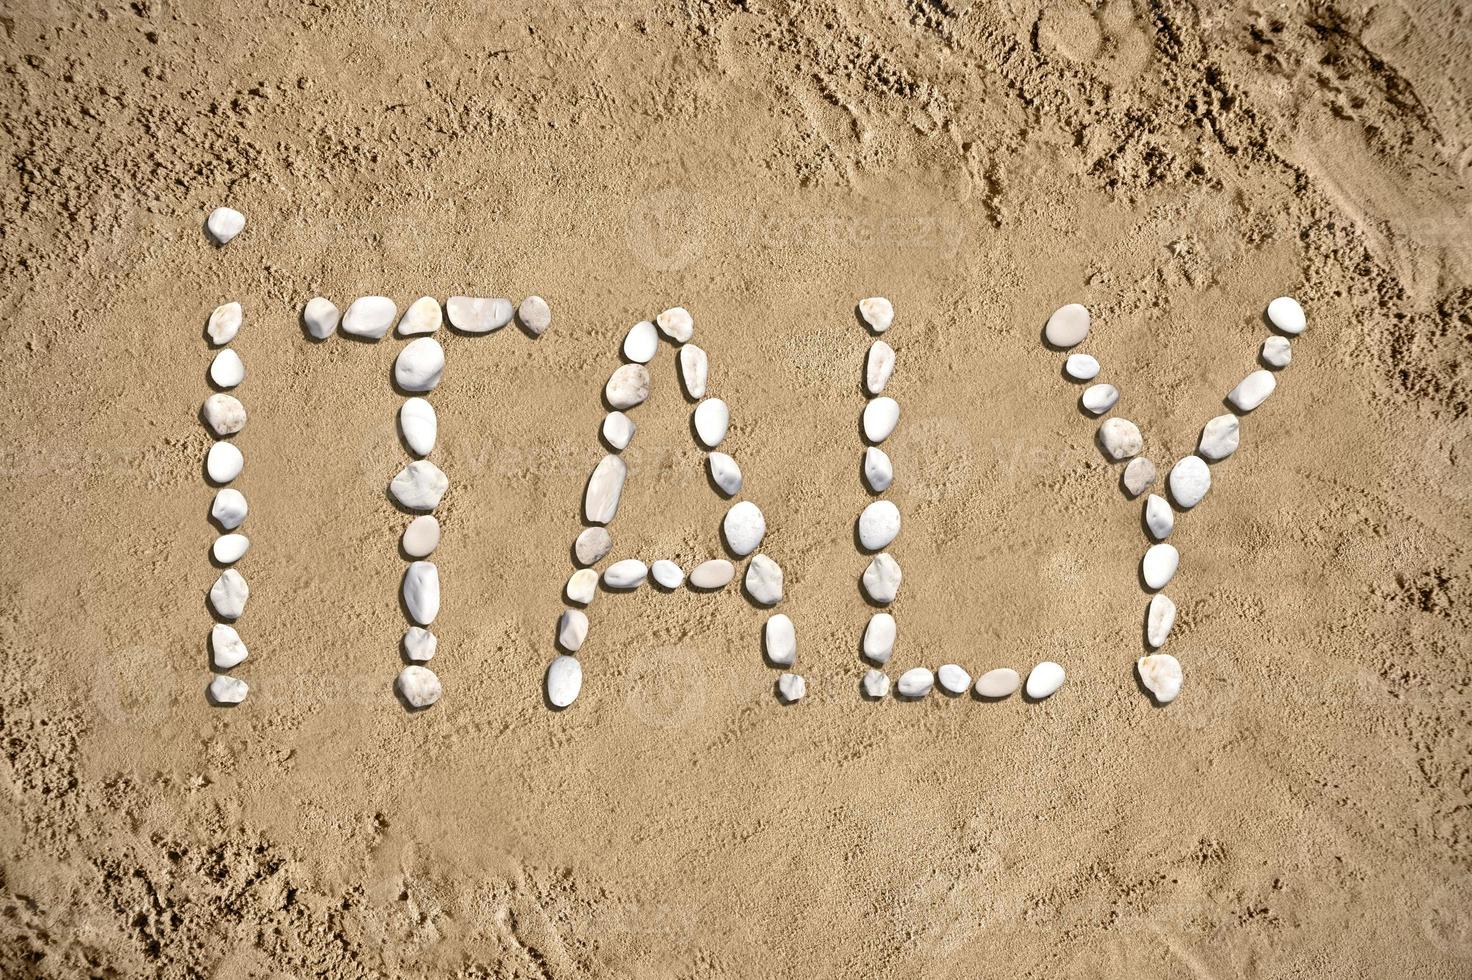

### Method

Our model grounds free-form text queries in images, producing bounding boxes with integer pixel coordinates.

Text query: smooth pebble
[342,296,396,339]
[1098,417,1143,461]
[974,667,1020,699]
[584,455,627,525]
[399,398,437,456]
[866,341,895,395]
[1168,455,1211,509]
[694,398,730,448]
[446,296,513,334]
[207,302,242,345]
[744,554,784,605]
[656,307,694,343]
[862,669,890,698]
[765,614,796,666]
[857,500,901,551]
[1137,653,1183,704]
[858,297,893,333]
[896,667,933,698]
[862,553,902,604]
[937,664,971,695]
[1142,543,1179,590]
[403,561,441,625]
[722,501,766,556]
[1262,335,1292,369]
[1227,370,1277,412]
[623,321,658,363]
[557,608,589,651]
[202,393,247,436]
[603,559,648,590]
[402,515,440,558]
[209,569,248,619]
[518,295,551,336]
[211,624,248,669]
[777,672,806,703]
[574,527,613,567]
[651,560,684,590]
[1122,457,1156,497]
[566,568,599,605]
[390,460,449,510]
[206,207,245,245]
[1025,661,1065,699]
[209,673,248,704]
[210,349,244,389]
[403,626,437,662]
[397,665,442,708]
[605,364,651,410]
[679,345,708,399]
[211,488,247,529]
[397,296,442,336]
[1081,383,1119,415]
[546,655,582,708]
[863,397,900,443]
[303,297,340,339]
[206,442,244,484]
[863,447,893,492]
[1266,296,1306,335]
[1198,415,1239,462]
[603,411,635,451]
[708,452,743,496]
[1065,353,1100,380]
[862,612,896,664]
[1144,494,1173,540]
[212,533,249,564]
[1045,303,1090,348]
[1147,593,1176,649]
[394,337,445,392]
[689,559,735,590]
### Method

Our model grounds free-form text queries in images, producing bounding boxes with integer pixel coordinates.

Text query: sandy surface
[2,0,1470,976]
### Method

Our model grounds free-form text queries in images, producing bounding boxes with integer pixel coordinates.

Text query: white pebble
[1266,296,1306,335]
[862,552,902,604]
[679,344,709,399]
[1168,455,1211,509]
[897,667,933,698]
[707,452,742,496]
[862,669,891,698]
[397,665,442,708]
[211,488,247,529]
[557,608,589,651]
[1227,370,1277,412]
[1045,303,1090,348]
[605,364,651,410]
[863,447,894,492]
[1098,417,1142,461]
[1198,415,1239,462]
[651,559,684,590]
[303,297,340,339]
[694,399,730,448]
[566,568,599,604]
[403,561,441,625]
[1262,335,1292,369]
[1025,661,1065,699]
[937,664,971,695]
[858,297,893,333]
[397,296,442,336]
[656,306,694,343]
[210,349,244,388]
[1137,653,1182,704]
[603,559,648,590]
[574,527,612,567]
[446,296,513,334]
[212,533,249,564]
[689,559,735,589]
[1147,593,1176,649]
[1081,383,1119,415]
[858,500,901,551]
[777,672,806,702]
[602,411,635,451]
[399,398,437,456]
[1065,353,1100,380]
[209,674,248,704]
[623,320,658,363]
[211,624,248,669]
[390,460,449,510]
[394,337,445,392]
[866,341,896,394]
[402,515,440,558]
[1144,494,1173,540]
[722,501,766,556]
[209,569,248,619]
[546,655,582,707]
[518,295,551,336]
[863,612,896,664]
[584,455,627,525]
[974,667,1020,699]
[403,626,437,662]
[206,207,245,245]
[342,296,397,339]
[206,442,243,484]
[765,614,796,666]
[1142,543,1179,590]
[745,554,784,605]
[1122,457,1156,497]
[863,397,900,443]
[202,393,247,436]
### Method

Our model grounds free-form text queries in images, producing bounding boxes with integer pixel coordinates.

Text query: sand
[2,0,1470,976]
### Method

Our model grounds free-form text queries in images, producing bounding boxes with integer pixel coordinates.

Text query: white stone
[656,306,694,343]
[584,455,627,525]
[1266,296,1306,335]
[858,297,894,333]
[202,394,246,436]
[1122,457,1156,497]
[1262,335,1292,369]
[209,569,248,620]
[1228,370,1277,412]
[623,320,659,363]
[206,207,245,245]
[403,626,437,662]
[304,297,340,339]
[402,515,440,558]
[1198,415,1239,462]
[651,560,684,590]
[1025,661,1065,699]
[694,399,729,448]
[1168,455,1211,509]
[394,337,445,392]
[857,500,901,551]
[1142,544,1179,590]
[566,568,599,604]
[390,460,449,511]
[689,559,735,589]
[212,533,249,564]
[745,554,784,605]
[679,345,708,399]
[605,364,651,410]
[211,624,248,669]
[342,296,397,339]
[1045,303,1090,347]
[1064,354,1100,380]
[765,614,796,666]
[722,501,766,556]
[708,452,742,496]
[862,553,902,604]
[397,665,442,708]
[777,672,806,703]
[1137,653,1183,704]
[211,488,247,529]
[1144,494,1173,541]
[863,397,900,443]
[1098,417,1143,461]
[210,349,244,388]
[863,613,896,664]
[1147,593,1176,649]
[937,664,971,695]
[403,561,441,625]
[397,296,442,336]
[1081,383,1119,415]
[603,559,648,590]
[557,608,589,651]
[209,674,248,704]
[546,655,582,708]
[603,412,635,451]
[864,447,894,492]
[866,341,896,394]
[399,398,437,456]
[446,296,513,334]
[206,441,243,484]
[862,669,891,698]
[518,295,551,336]
[897,667,934,698]
[974,667,1020,699]
[574,527,612,567]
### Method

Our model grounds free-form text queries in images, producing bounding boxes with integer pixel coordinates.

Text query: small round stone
[557,608,589,652]
[211,488,247,529]
[1081,383,1119,415]
[303,297,340,339]
[212,533,249,564]
[765,614,796,667]
[651,559,685,590]
[722,501,766,556]
[1025,661,1065,699]
[937,664,971,695]
[1262,335,1291,368]
[858,297,894,333]
[862,669,890,699]
[211,624,248,669]
[1137,653,1182,704]
[202,394,247,436]
[394,337,446,392]
[1266,296,1306,335]
[206,441,243,484]
[402,515,440,558]
[1044,303,1090,348]
[777,672,806,703]
[1168,455,1211,508]
[896,667,934,698]
[574,527,613,567]
[1064,353,1100,380]
[207,301,242,345]
[857,500,901,551]
[206,207,245,244]
[861,553,902,605]
[863,612,896,665]
[546,655,582,708]
[566,568,598,605]
[623,321,659,362]
[209,674,248,704]
[518,295,552,336]
[1142,543,1180,590]
[974,667,1020,699]
[656,307,694,343]
[744,554,783,606]
[397,665,442,708]
[403,626,437,662]
[1122,457,1156,498]
[1098,417,1142,461]
[210,349,244,388]
[688,559,735,590]
[863,397,901,443]
[603,559,648,590]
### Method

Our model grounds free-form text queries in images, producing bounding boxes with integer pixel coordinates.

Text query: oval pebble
[1198,415,1239,462]
[863,447,893,492]
[212,533,249,564]
[211,624,248,669]
[858,297,893,333]
[689,559,736,589]
[694,398,730,448]
[651,559,684,590]
[937,664,971,695]
[722,501,766,556]
[1142,544,1179,590]
[206,441,244,484]
[603,411,635,451]
[1168,455,1211,509]
[896,667,933,698]
[857,500,901,551]
[603,559,648,590]
[546,655,582,708]
[974,667,1020,699]
[862,553,902,604]
[863,612,896,664]
[1266,296,1306,335]
[1045,303,1090,348]
[403,626,436,662]
[1144,493,1173,541]
[1137,653,1182,704]
[446,296,513,334]
[303,297,340,339]
[764,614,796,666]
[390,460,449,510]
[557,608,589,652]
[518,295,551,336]
[209,568,248,620]
[207,302,242,345]
[403,561,441,625]
[1025,661,1065,699]
[605,364,651,410]
[679,344,708,399]
[397,665,442,708]
[866,341,896,394]
[656,307,694,343]
[623,320,659,362]
[209,673,248,704]
[1227,370,1276,412]
[1262,335,1291,369]
[1081,383,1119,415]
[566,568,599,605]
[863,397,900,443]
[394,337,445,392]
[574,527,613,567]
[1122,457,1156,497]
[399,398,437,456]
[202,393,247,436]
[1098,417,1142,461]
[744,554,784,605]
[1064,353,1100,380]
[708,452,742,496]
[584,455,627,525]
[211,488,247,529]
[397,295,442,336]
[402,515,440,558]
[777,672,806,703]
[1147,593,1176,649]
[342,296,396,339]
[862,669,890,698]
[206,207,245,245]
[210,349,244,388]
